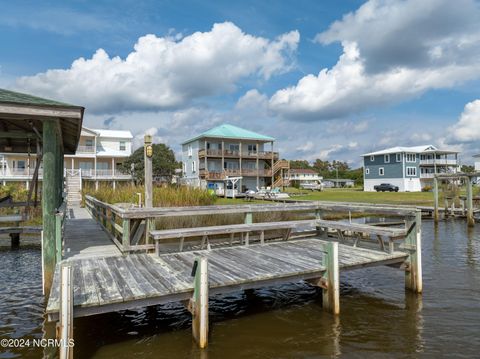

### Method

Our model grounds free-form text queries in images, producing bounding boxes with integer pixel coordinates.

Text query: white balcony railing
[419,159,458,166]
[0,168,131,180]
[76,145,96,153]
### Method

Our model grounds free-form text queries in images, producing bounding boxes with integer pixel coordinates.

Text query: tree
[313,159,330,173]
[289,160,311,169]
[121,143,178,183]
[461,165,474,173]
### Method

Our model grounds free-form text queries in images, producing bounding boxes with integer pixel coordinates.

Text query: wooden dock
[46,198,423,350]
[63,206,120,260]
[46,238,408,320]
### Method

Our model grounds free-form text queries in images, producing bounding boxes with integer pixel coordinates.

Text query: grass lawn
[291,188,434,206]
[214,188,436,206]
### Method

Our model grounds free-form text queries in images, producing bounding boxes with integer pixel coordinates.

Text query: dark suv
[374,183,399,192]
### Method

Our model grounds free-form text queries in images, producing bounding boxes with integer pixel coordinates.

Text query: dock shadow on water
[1,219,480,358]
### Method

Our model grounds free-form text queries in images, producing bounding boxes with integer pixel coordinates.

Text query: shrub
[422,185,432,192]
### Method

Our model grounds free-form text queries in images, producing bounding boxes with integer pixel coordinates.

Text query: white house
[0,126,133,188]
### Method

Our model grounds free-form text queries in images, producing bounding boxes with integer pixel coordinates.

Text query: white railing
[420,173,435,178]
[76,145,96,153]
[0,168,131,180]
[419,159,458,166]
[0,169,44,177]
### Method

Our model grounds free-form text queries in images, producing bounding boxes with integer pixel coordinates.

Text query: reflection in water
[1,221,480,358]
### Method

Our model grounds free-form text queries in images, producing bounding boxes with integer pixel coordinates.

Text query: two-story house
[0,126,133,189]
[363,145,459,192]
[181,124,289,193]
[286,169,323,187]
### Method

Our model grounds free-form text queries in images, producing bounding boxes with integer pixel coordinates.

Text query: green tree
[121,143,178,183]
[289,160,312,169]
[312,159,330,173]
[461,165,474,173]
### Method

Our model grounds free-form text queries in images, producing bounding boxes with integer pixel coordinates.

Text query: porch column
[42,119,63,295]
[112,157,115,178]
[256,141,259,188]
[71,158,74,170]
[271,141,274,186]
[239,141,242,192]
[204,140,208,173]
[466,176,474,227]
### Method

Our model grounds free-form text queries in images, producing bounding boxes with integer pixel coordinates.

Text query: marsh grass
[0,183,42,225]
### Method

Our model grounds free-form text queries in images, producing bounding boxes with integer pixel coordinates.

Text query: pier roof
[0,88,84,154]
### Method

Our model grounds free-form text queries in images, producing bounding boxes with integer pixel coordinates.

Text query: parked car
[374,183,399,192]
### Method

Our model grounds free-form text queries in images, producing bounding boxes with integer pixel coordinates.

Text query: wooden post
[55,212,63,263]
[144,134,153,208]
[42,119,61,295]
[433,177,439,222]
[466,177,475,227]
[191,257,209,348]
[122,219,130,251]
[405,210,423,293]
[58,264,73,359]
[322,241,340,314]
[244,211,252,224]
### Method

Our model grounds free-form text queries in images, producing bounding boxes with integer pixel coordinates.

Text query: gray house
[181,124,289,193]
[363,145,459,192]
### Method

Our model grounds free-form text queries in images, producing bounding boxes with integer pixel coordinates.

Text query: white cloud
[269,0,480,120]
[15,22,299,114]
[450,99,480,142]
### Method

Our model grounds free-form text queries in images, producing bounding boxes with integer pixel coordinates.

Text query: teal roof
[183,124,275,144]
[0,88,80,108]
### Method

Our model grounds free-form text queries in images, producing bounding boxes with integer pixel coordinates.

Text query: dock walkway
[63,205,120,260]
[46,237,407,320]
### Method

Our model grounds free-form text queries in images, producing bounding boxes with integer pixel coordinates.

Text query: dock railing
[84,195,419,252]
[55,200,68,263]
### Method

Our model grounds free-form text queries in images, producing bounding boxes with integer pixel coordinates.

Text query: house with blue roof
[362,145,460,192]
[181,124,289,193]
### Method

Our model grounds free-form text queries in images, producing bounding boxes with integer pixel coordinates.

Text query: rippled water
[1,219,479,358]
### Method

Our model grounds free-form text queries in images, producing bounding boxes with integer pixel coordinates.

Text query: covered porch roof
[0,88,84,154]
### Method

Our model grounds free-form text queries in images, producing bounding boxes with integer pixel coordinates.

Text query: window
[384,154,390,163]
[370,155,375,161]
[85,139,94,147]
[406,153,416,162]
[247,144,257,152]
[119,141,126,151]
[396,153,401,162]
[192,160,196,172]
[365,168,370,175]
[406,167,417,176]
[182,162,186,173]
[17,160,25,169]
[379,167,384,176]
[228,144,240,152]
[188,145,193,156]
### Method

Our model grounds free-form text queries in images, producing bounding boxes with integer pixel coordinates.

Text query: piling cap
[144,134,153,144]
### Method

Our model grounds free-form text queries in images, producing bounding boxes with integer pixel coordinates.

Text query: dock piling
[466,178,475,227]
[58,264,73,359]
[404,211,422,294]
[190,257,209,348]
[322,241,340,314]
[433,177,439,222]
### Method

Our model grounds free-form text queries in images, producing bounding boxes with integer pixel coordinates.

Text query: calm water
[1,219,479,358]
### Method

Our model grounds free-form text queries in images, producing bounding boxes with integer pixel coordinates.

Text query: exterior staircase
[65,170,82,206]
[272,160,290,188]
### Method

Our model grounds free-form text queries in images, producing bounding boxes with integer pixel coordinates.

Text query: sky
[1,0,480,167]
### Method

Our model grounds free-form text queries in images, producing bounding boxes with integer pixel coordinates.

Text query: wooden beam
[58,264,73,359]
[144,135,153,208]
[0,131,37,139]
[466,178,475,227]
[433,177,439,222]
[191,257,208,348]
[404,211,423,293]
[322,241,340,314]
[42,119,61,295]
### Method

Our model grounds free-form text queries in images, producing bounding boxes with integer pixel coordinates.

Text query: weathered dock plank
[46,237,408,320]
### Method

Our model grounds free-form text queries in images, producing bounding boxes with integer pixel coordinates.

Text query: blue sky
[1,0,479,166]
